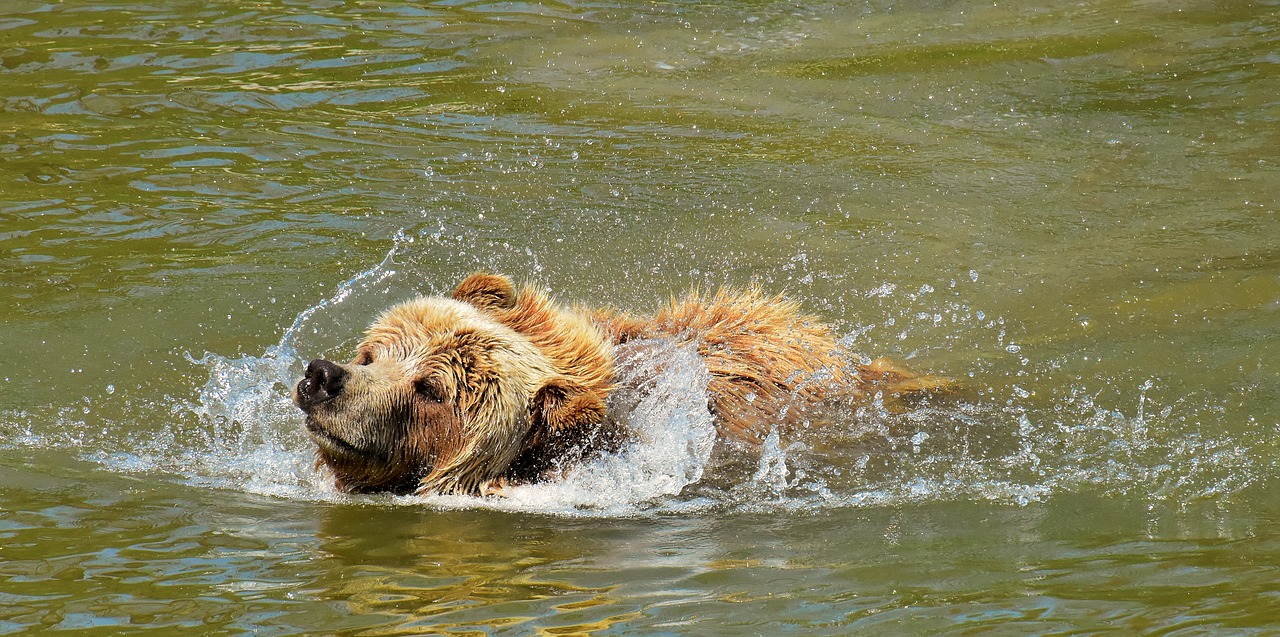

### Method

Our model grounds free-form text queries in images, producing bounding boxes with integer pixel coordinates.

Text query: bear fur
[294,272,949,496]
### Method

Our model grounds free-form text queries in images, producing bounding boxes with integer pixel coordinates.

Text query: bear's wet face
[293,296,566,496]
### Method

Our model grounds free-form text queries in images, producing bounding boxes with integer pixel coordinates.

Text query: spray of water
[16,233,1251,515]
[80,233,411,501]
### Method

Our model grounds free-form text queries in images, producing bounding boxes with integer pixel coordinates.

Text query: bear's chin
[312,445,426,495]
[304,416,364,457]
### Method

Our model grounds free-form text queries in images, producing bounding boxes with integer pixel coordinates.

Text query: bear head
[293,274,614,496]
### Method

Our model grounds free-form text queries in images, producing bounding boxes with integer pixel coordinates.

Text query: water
[3,0,1278,633]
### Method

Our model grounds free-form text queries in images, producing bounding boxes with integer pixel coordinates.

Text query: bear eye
[353,350,374,366]
[414,377,448,403]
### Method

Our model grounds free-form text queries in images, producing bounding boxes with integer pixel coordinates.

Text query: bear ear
[503,377,609,485]
[452,273,517,311]
[532,377,606,438]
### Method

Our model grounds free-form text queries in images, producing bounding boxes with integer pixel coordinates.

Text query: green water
[2,0,1278,633]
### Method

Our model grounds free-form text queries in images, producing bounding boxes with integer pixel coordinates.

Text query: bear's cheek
[406,400,468,464]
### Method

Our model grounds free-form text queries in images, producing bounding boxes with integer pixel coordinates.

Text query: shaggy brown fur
[294,272,950,496]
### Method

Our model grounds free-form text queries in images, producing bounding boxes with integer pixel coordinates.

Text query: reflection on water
[2,0,1278,633]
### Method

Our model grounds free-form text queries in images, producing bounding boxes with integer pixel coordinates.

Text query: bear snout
[295,359,348,410]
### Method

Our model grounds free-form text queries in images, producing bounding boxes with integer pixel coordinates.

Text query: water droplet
[910,431,930,453]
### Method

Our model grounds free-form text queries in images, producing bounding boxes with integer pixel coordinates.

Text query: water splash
[275,229,407,354]
[86,233,413,500]
[58,241,1261,515]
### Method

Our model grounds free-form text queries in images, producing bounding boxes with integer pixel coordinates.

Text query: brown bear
[293,273,950,496]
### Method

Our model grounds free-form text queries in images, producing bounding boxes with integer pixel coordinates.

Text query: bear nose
[296,359,347,408]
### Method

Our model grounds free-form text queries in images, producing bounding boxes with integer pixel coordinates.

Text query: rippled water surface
[2,0,1278,634]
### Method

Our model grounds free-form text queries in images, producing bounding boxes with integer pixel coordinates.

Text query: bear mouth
[304,417,361,456]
